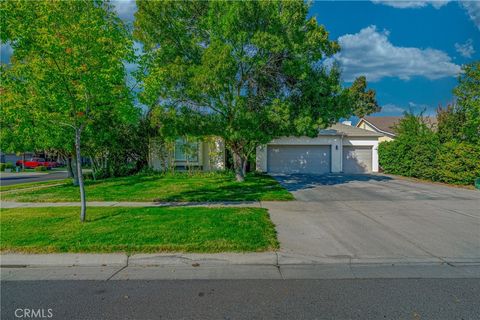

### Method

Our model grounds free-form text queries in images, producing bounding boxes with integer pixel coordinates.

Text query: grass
[0,179,69,192]
[0,206,279,253]
[1,171,293,202]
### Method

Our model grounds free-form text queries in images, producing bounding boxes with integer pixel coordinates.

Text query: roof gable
[359,116,403,136]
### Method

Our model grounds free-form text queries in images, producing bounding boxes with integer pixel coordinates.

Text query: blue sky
[1,0,479,117]
[309,1,480,116]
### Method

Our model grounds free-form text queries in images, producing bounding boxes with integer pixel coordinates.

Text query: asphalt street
[0,171,68,186]
[2,279,479,320]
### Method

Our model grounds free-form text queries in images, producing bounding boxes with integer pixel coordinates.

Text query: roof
[319,123,383,137]
[359,116,402,136]
[359,116,438,136]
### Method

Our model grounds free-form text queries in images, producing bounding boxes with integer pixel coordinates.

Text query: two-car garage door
[267,145,331,174]
[267,145,373,174]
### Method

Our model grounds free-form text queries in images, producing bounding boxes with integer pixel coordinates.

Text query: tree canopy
[0,0,137,221]
[134,0,378,181]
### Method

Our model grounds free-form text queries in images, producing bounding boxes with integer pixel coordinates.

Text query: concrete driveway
[265,174,480,264]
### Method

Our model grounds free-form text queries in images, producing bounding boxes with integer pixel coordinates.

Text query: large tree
[0,0,136,221]
[134,0,377,181]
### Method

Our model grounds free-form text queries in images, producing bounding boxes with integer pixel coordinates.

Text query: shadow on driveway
[271,173,393,191]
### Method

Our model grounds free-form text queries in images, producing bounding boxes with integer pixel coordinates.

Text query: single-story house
[149,122,381,174]
[149,137,226,171]
[356,116,402,142]
[256,122,381,174]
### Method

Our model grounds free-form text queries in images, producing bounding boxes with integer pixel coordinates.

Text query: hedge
[379,140,480,186]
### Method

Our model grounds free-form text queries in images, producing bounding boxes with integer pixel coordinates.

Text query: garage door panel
[267,145,331,174]
[343,146,372,173]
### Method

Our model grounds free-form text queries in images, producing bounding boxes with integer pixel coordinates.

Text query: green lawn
[0,206,279,253]
[1,172,293,202]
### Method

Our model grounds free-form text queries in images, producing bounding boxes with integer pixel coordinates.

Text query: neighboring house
[356,116,402,142]
[149,137,226,171]
[256,122,381,174]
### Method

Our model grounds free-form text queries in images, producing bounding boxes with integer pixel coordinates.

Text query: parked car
[16,158,58,169]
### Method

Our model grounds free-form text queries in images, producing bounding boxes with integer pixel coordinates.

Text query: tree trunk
[242,158,247,177]
[71,155,79,186]
[66,156,74,178]
[232,151,246,182]
[75,128,87,222]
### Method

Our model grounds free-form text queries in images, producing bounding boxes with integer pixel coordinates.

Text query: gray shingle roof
[319,123,382,137]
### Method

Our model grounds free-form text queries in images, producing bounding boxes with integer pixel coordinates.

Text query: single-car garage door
[267,145,331,174]
[343,146,372,173]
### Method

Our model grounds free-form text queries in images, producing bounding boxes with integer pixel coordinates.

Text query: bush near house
[434,141,480,185]
[379,114,480,186]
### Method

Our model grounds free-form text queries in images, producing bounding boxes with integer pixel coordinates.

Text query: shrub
[0,163,14,171]
[379,114,440,180]
[378,112,480,186]
[434,141,480,185]
[35,166,47,171]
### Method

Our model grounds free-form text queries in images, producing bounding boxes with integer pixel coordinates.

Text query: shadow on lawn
[272,173,393,192]
[152,182,286,202]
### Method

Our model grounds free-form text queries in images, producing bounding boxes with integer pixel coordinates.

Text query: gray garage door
[342,146,372,173]
[267,145,331,174]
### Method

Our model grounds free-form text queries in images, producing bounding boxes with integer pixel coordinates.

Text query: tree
[436,104,466,144]
[453,61,480,144]
[134,0,377,181]
[348,76,380,118]
[1,0,135,221]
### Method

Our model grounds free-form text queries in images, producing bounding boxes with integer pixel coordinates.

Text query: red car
[16,158,58,169]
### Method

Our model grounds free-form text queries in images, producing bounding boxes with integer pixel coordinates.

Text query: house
[356,116,402,142]
[149,122,381,174]
[256,122,381,174]
[149,137,226,171]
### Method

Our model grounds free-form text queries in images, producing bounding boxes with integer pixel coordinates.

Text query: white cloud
[455,39,475,57]
[376,102,436,115]
[112,0,136,22]
[459,1,480,30]
[371,0,450,9]
[329,25,461,82]
[373,1,480,29]
[381,103,406,113]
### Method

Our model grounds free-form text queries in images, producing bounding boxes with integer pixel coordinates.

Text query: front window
[174,138,199,162]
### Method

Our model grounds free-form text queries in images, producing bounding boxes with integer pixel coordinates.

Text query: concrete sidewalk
[1,252,479,281]
[0,201,264,208]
